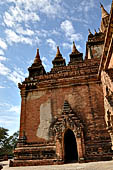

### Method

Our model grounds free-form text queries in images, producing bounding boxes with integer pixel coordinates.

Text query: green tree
[0,127,9,156]
[0,127,19,156]
[9,131,19,149]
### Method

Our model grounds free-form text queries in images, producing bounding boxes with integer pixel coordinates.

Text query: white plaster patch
[27,91,46,100]
[36,99,52,140]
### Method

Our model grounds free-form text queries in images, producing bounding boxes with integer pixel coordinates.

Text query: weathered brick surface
[11,3,113,166]
[10,57,113,167]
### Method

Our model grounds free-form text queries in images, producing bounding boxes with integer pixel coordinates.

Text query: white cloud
[0,85,5,88]
[3,6,40,28]
[5,0,63,23]
[0,49,4,56]
[61,20,75,36]
[0,38,7,50]
[8,105,20,114]
[0,102,20,134]
[42,56,48,62]
[61,20,83,42]
[62,43,72,49]
[0,62,10,76]
[47,38,56,51]
[5,29,33,45]
[62,42,81,51]
[76,0,95,13]
[0,102,20,114]
[41,56,49,69]
[51,30,60,36]
[0,56,7,61]
[8,69,26,85]
[0,62,26,86]
[16,27,34,36]
[70,33,83,42]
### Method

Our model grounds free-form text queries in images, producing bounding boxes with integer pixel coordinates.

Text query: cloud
[47,38,56,51]
[0,49,4,55]
[16,27,34,36]
[8,105,20,114]
[8,68,26,85]
[3,6,40,28]
[0,85,5,88]
[61,20,74,36]
[61,20,83,42]
[0,62,26,86]
[0,56,7,61]
[62,42,72,49]
[0,102,20,134]
[5,29,33,45]
[5,0,64,20]
[42,56,48,62]
[70,33,83,42]
[51,30,60,36]
[76,0,95,13]
[62,42,81,51]
[0,102,20,115]
[0,38,7,50]
[0,62,10,76]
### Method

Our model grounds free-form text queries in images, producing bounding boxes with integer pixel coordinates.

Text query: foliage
[0,127,19,156]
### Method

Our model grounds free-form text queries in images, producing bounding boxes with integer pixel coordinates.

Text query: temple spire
[28,48,46,77]
[52,46,66,68]
[98,28,101,33]
[100,3,109,33]
[100,3,109,18]
[88,29,92,35]
[34,48,41,64]
[88,29,93,40]
[94,29,98,35]
[69,42,83,65]
[56,46,61,58]
[72,41,80,54]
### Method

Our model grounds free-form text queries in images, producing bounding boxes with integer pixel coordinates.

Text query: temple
[10,1,113,167]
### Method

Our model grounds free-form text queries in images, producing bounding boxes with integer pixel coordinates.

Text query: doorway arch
[64,129,78,163]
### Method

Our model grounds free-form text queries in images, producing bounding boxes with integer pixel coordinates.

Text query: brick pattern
[10,3,113,166]
[10,57,113,167]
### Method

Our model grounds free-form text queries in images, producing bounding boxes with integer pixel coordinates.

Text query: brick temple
[10,2,113,167]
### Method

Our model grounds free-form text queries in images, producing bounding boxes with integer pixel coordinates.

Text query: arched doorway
[64,129,78,163]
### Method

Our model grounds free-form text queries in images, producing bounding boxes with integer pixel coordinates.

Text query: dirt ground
[1,160,113,170]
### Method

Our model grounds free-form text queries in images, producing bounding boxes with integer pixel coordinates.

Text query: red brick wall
[22,82,105,143]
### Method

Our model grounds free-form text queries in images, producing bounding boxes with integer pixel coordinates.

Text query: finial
[72,41,80,54]
[34,48,41,63]
[56,46,61,57]
[57,46,60,54]
[88,29,92,35]
[98,28,101,33]
[72,41,76,53]
[100,2,109,18]
[94,29,97,34]
[100,2,103,8]
[36,48,39,57]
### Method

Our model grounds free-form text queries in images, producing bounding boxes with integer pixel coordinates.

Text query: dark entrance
[64,129,78,163]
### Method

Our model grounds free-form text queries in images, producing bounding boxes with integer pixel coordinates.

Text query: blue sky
[0,0,112,135]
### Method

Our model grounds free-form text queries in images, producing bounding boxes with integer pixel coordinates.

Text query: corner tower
[68,42,83,65]
[28,49,46,78]
[100,3,110,33]
[52,46,66,68]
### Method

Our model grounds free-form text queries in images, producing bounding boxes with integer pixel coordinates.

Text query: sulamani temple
[10,2,113,166]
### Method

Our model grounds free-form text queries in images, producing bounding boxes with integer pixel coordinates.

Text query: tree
[9,131,19,149]
[0,127,19,156]
[0,127,9,156]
